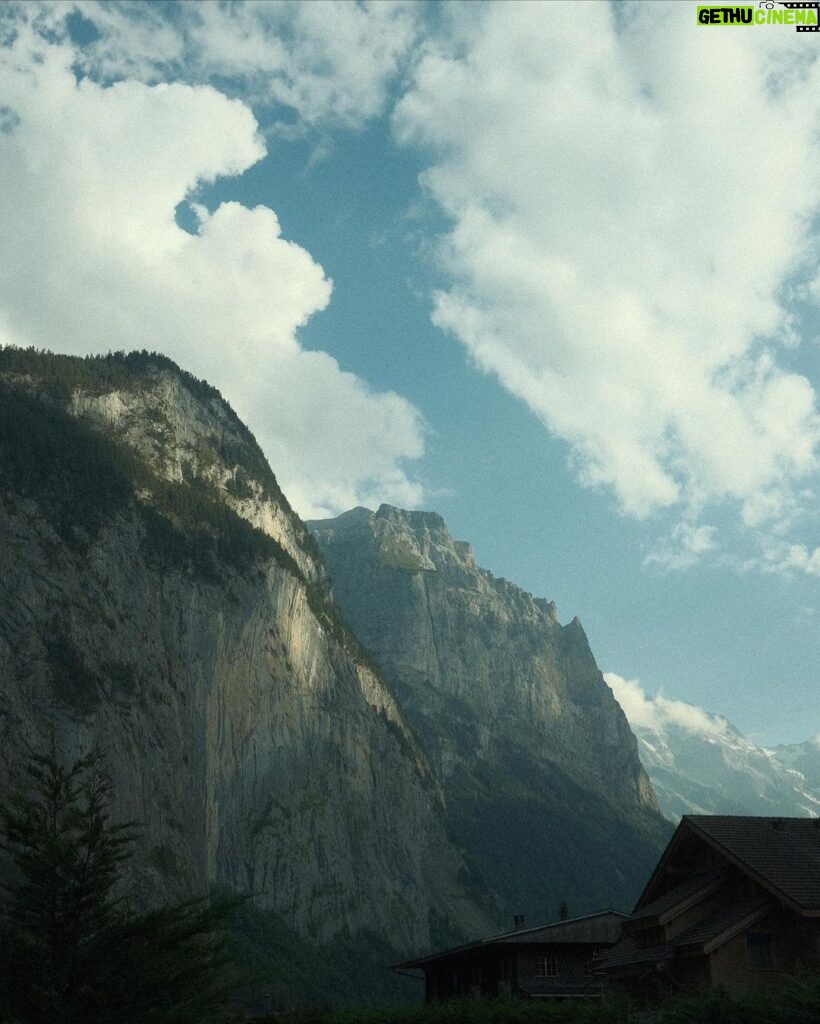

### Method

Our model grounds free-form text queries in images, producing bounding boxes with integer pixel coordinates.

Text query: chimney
[514,914,526,930]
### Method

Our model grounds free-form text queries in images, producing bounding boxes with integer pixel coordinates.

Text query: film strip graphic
[776,1,820,31]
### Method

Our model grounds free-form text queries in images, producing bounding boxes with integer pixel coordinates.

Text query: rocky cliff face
[309,505,670,920]
[0,349,493,953]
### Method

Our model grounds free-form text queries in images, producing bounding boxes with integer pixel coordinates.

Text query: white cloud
[759,540,820,578]
[0,22,425,518]
[605,672,728,741]
[394,1,820,552]
[645,520,718,571]
[59,0,420,129]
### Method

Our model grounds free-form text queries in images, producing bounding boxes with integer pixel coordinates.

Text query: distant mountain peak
[606,674,820,822]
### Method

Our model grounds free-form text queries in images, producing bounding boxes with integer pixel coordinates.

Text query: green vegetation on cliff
[0,374,299,583]
[0,348,376,670]
[0,345,294,512]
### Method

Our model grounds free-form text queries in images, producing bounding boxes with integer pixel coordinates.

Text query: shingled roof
[672,893,772,952]
[600,815,820,979]
[599,894,772,971]
[684,816,820,912]
[392,910,626,971]
[629,868,724,923]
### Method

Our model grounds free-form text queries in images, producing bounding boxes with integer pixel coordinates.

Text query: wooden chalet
[392,910,626,1002]
[597,815,820,998]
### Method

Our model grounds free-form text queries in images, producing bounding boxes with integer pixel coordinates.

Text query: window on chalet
[535,955,559,978]
[746,932,774,970]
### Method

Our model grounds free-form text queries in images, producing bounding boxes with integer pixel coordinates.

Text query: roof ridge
[485,906,625,941]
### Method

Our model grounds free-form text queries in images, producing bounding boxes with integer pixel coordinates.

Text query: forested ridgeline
[0,348,372,666]
[0,345,294,512]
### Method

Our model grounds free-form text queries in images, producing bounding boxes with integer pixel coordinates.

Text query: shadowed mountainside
[309,505,672,921]
[0,348,496,983]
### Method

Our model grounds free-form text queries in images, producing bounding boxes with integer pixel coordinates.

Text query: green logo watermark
[697,2,819,30]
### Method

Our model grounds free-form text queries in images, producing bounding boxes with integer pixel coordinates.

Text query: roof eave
[656,873,725,926]
[631,820,692,914]
[701,902,773,955]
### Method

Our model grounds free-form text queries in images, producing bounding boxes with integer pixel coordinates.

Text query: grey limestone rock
[0,354,494,952]
[310,504,670,919]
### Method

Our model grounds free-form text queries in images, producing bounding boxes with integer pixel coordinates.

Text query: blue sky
[1,1,818,744]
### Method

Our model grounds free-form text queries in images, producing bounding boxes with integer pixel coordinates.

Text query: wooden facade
[597,816,820,1000]
[393,911,625,1002]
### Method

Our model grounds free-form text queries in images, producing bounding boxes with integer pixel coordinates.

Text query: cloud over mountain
[605,672,820,821]
[394,1,820,564]
[3,0,819,553]
[0,14,425,518]
[605,673,728,742]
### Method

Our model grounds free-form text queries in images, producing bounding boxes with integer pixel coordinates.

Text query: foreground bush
[265,975,820,1024]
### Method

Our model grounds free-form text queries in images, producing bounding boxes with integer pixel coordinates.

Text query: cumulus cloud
[605,672,728,741]
[645,520,718,571]
[758,540,820,577]
[394,1,820,556]
[47,0,420,129]
[0,20,425,518]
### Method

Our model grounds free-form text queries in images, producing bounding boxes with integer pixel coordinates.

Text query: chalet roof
[493,910,626,946]
[595,937,671,971]
[629,869,724,923]
[598,894,772,972]
[672,894,771,952]
[392,910,626,972]
[600,814,820,976]
[632,816,820,918]
[685,816,820,912]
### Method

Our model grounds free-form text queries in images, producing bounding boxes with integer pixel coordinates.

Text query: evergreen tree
[0,737,243,1023]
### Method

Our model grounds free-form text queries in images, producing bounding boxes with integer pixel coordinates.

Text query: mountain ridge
[309,503,671,921]
[0,347,494,958]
